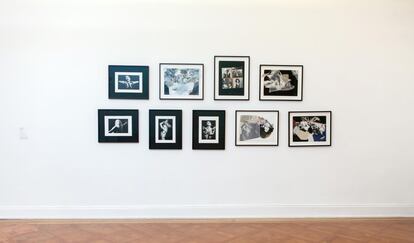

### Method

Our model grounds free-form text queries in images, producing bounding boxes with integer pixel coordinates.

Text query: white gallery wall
[0,0,414,218]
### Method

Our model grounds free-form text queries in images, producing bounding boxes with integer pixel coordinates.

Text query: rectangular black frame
[259,64,303,101]
[108,65,149,99]
[192,110,226,150]
[149,109,182,149]
[214,56,250,101]
[235,110,279,146]
[98,109,139,143]
[288,111,332,147]
[159,63,204,100]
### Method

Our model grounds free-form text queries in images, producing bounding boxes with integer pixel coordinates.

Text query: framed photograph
[149,110,182,149]
[235,110,279,146]
[159,63,204,100]
[192,110,225,150]
[98,109,139,143]
[108,65,149,99]
[259,65,303,101]
[288,111,332,147]
[214,56,250,100]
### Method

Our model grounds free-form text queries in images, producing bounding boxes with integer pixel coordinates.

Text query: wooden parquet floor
[0,218,413,243]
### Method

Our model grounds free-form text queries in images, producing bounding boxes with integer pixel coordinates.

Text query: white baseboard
[1,203,414,219]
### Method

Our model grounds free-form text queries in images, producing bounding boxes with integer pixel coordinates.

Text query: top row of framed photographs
[108,56,303,101]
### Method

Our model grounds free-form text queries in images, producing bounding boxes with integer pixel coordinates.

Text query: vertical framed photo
[192,110,225,150]
[288,111,332,147]
[235,110,279,146]
[214,56,250,100]
[98,109,139,143]
[159,63,204,100]
[259,65,303,101]
[108,65,149,99]
[149,110,182,149]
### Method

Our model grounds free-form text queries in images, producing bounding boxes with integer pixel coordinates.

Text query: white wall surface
[1,0,414,218]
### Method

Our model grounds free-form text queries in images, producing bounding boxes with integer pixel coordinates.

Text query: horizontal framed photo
[288,111,331,147]
[235,110,279,146]
[214,56,250,100]
[192,110,225,150]
[149,110,182,149]
[260,65,303,101]
[159,63,204,100]
[108,65,149,99]
[98,109,139,143]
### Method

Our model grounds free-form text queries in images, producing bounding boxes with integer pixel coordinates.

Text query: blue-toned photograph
[160,64,204,100]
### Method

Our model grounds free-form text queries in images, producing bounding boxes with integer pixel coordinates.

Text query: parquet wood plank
[0,218,413,243]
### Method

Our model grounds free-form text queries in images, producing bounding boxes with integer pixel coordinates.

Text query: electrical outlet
[19,127,28,140]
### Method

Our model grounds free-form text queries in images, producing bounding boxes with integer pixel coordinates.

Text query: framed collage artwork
[214,56,250,100]
[288,111,332,147]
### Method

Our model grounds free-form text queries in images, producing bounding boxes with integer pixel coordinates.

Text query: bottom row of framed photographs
[98,109,332,148]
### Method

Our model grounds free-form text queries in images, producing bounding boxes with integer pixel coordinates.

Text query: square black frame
[159,63,204,100]
[288,111,332,147]
[192,110,226,150]
[235,110,279,146]
[149,109,182,149]
[98,109,139,143]
[214,56,250,101]
[259,64,303,101]
[108,65,149,99]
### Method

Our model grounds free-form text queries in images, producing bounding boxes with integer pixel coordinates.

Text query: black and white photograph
[235,110,279,146]
[98,109,139,143]
[288,111,331,147]
[115,72,142,93]
[214,56,250,100]
[156,116,175,143]
[159,63,204,100]
[192,110,225,150]
[199,117,219,144]
[108,65,149,99]
[149,110,182,149]
[259,65,303,101]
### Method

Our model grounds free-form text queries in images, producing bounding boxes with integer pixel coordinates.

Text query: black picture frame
[159,63,204,100]
[192,110,226,150]
[235,110,279,146]
[149,109,182,149]
[98,109,139,143]
[108,65,149,99]
[259,64,303,101]
[288,111,332,147]
[214,56,250,100]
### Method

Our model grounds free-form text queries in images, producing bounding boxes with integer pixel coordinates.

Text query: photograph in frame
[214,56,250,100]
[149,109,182,149]
[109,65,149,99]
[159,63,204,100]
[288,111,332,147]
[98,109,139,143]
[235,110,279,146]
[259,65,303,101]
[192,110,225,150]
